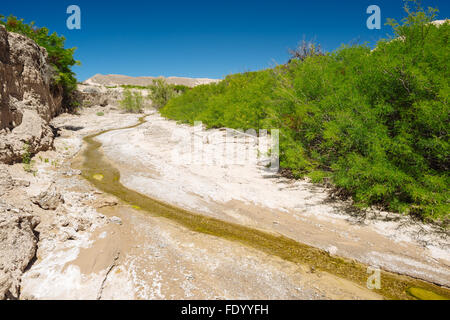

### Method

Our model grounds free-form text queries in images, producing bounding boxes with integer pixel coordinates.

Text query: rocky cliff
[0,25,63,164]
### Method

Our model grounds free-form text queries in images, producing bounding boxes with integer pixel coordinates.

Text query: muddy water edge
[75,115,450,300]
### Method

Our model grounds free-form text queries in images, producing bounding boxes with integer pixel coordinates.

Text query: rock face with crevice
[0,199,40,300]
[75,84,123,108]
[0,24,63,164]
[0,167,40,300]
[31,183,64,211]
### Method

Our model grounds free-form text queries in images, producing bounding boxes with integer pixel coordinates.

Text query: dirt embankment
[0,25,63,164]
[0,24,64,299]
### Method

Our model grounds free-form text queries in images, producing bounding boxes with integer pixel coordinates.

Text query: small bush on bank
[148,79,180,109]
[119,89,144,113]
[120,81,189,109]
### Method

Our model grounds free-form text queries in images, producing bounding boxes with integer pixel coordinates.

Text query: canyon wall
[0,25,63,164]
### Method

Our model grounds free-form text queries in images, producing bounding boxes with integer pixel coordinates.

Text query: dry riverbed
[98,112,450,287]
[2,106,448,299]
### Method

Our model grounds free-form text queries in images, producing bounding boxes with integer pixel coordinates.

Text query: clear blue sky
[2,0,449,81]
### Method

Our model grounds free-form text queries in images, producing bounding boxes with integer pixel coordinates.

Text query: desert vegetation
[161,1,449,223]
[148,79,181,108]
[121,80,189,109]
[119,89,145,113]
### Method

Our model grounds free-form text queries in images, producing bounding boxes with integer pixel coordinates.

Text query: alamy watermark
[66,5,81,30]
[367,266,381,290]
[166,121,279,172]
[367,5,381,30]
[66,5,381,31]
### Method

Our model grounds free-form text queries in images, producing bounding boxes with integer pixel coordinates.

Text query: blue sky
[1,0,449,81]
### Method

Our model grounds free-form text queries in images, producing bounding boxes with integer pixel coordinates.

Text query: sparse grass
[22,143,31,165]
[22,143,37,175]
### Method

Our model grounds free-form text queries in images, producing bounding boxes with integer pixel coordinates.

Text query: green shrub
[0,15,80,110]
[173,84,190,94]
[161,70,276,129]
[120,82,189,109]
[22,143,36,175]
[148,79,180,109]
[96,112,105,116]
[22,143,31,165]
[161,1,449,222]
[119,89,144,113]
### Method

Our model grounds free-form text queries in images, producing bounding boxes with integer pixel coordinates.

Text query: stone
[62,169,82,177]
[109,216,122,225]
[0,166,14,194]
[0,202,40,299]
[94,196,118,209]
[59,227,78,241]
[31,183,64,210]
[75,84,121,108]
[14,179,31,188]
[75,217,92,232]
[0,270,12,300]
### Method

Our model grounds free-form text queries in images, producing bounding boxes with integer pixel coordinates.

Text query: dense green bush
[0,15,80,110]
[162,2,449,222]
[161,70,277,129]
[119,89,144,113]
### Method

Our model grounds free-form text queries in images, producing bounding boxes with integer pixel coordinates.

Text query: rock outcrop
[31,183,64,211]
[0,200,40,300]
[0,24,62,295]
[0,166,14,194]
[0,25,63,164]
[75,73,221,110]
[75,84,123,108]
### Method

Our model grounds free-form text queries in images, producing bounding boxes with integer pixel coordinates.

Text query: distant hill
[84,74,221,88]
